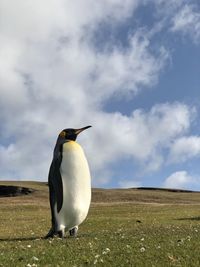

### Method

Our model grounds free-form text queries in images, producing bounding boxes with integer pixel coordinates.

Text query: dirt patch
[0,185,35,197]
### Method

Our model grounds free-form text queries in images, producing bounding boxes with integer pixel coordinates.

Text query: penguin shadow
[176,216,200,221]
[0,233,96,242]
[0,236,43,242]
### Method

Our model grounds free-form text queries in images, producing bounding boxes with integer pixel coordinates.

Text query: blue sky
[0,0,200,190]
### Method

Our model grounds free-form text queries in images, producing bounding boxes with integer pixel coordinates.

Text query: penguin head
[58,125,92,141]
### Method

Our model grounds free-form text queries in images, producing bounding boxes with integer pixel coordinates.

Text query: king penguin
[45,126,92,238]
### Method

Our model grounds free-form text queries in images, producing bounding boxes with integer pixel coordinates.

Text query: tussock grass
[0,182,200,266]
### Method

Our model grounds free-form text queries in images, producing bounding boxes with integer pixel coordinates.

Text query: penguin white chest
[56,141,91,231]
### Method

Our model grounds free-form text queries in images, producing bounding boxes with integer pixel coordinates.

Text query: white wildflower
[140,247,146,252]
[95,254,100,258]
[102,248,110,255]
[27,245,31,248]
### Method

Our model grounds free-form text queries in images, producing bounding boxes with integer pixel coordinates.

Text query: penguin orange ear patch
[59,131,66,138]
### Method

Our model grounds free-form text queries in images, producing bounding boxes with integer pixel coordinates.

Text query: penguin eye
[59,131,66,138]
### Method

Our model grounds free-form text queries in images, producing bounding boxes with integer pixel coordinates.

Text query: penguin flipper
[48,156,63,214]
[53,166,63,213]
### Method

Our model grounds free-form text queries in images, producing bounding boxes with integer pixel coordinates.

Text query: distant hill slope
[0,181,200,205]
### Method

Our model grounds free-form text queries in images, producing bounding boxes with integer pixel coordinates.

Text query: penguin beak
[75,126,92,135]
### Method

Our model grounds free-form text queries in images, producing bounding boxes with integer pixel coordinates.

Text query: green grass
[0,182,200,266]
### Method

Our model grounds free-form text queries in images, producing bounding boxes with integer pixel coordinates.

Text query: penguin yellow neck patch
[67,141,77,145]
[63,141,81,150]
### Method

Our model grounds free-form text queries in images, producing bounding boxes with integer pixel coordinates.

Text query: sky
[0,0,200,190]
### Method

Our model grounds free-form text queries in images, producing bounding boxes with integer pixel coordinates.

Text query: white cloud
[84,102,194,181]
[150,1,200,44]
[163,171,197,189]
[0,1,170,181]
[170,4,200,43]
[0,0,139,40]
[0,0,199,186]
[89,34,169,100]
[168,136,200,163]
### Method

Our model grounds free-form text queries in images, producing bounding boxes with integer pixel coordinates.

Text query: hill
[1,181,200,266]
[0,181,200,205]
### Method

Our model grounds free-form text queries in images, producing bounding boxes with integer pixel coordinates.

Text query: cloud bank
[0,0,200,188]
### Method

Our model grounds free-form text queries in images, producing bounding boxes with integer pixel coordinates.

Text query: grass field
[0,181,200,266]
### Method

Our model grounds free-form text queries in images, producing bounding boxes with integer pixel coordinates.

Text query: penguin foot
[69,226,78,237]
[44,228,55,239]
[58,229,65,239]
